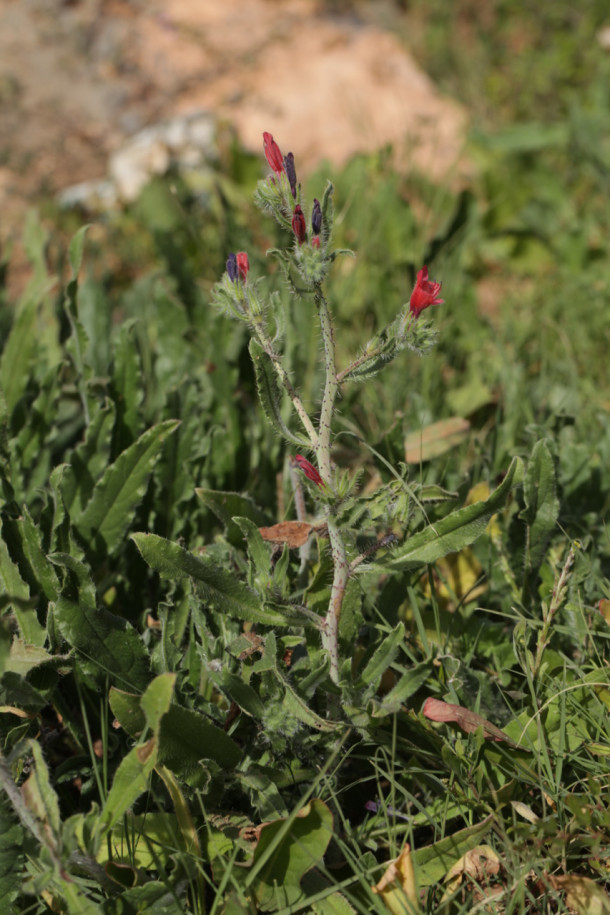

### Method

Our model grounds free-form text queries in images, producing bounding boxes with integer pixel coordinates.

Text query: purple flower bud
[226,252,238,282]
[283,152,297,199]
[311,198,322,235]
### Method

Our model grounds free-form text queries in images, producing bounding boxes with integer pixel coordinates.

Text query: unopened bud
[236,252,249,282]
[311,198,322,235]
[284,152,297,199]
[226,253,238,282]
[263,131,285,174]
[311,236,320,249]
[291,205,307,245]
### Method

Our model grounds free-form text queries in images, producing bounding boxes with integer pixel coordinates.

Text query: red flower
[263,132,285,174]
[236,251,249,282]
[311,236,320,249]
[294,454,323,487]
[409,266,444,318]
[291,205,307,245]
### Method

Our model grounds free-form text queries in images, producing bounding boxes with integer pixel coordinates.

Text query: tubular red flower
[236,252,249,282]
[291,205,307,245]
[263,131,285,174]
[409,266,444,318]
[294,454,323,486]
[311,236,320,249]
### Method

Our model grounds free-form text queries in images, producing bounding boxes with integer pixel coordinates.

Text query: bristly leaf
[74,420,179,558]
[249,339,309,446]
[520,439,559,590]
[369,456,524,571]
[131,532,294,627]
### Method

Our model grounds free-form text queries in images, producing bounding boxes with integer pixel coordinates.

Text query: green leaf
[108,687,147,738]
[17,508,60,602]
[4,640,54,677]
[233,516,272,581]
[250,799,334,910]
[68,224,92,279]
[0,795,24,906]
[52,553,150,691]
[131,532,291,626]
[99,738,158,833]
[413,816,493,886]
[281,679,339,733]
[356,623,405,690]
[0,531,45,646]
[196,487,269,546]
[75,420,179,556]
[60,402,116,516]
[111,320,144,450]
[521,439,559,576]
[140,672,176,733]
[249,339,308,445]
[372,456,524,571]
[0,303,38,415]
[158,704,241,772]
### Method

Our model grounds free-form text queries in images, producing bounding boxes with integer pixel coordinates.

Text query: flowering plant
[212,132,523,694]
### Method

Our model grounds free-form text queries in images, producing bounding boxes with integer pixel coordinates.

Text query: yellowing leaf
[420,548,486,609]
[441,844,501,903]
[405,417,470,464]
[372,842,419,914]
[549,874,610,915]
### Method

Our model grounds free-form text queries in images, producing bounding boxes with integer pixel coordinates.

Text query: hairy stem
[315,284,348,685]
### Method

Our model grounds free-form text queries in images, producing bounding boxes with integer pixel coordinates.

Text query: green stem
[315,284,348,686]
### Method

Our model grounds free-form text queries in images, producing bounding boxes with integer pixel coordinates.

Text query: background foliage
[0,1,609,912]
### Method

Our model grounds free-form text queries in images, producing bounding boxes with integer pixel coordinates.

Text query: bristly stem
[315,282,348,685]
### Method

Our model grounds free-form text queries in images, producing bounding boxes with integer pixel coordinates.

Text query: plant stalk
[315,284,348,685]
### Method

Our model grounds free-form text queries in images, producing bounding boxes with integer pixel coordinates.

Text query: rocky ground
[0,0,467,283]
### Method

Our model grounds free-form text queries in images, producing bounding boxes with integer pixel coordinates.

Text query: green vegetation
[0,2,609,912]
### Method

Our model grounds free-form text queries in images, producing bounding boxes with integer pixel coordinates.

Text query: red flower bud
[409,266,444,318]
[311,236,320,249]
[294,454,323,487]
[236,252,249,282]
[291,205,307,245]
[263,131,285,174]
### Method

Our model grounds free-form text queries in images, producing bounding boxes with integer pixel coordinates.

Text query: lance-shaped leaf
[99,738,158,834]
[0,532,45,647]
[131,532,290,626]
[520,439,559,586]
[74,420,179,557]
[197,487,269,547]
[355,623,405,691]
[52,552,150,691]
[249,339,309,445]
[369,456,524,572]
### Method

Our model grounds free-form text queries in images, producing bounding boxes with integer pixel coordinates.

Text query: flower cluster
[226,251,249,283]
[262,132,323,254]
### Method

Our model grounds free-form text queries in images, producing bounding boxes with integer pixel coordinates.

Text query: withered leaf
[259,520,327,548]
[422,697,519,746]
